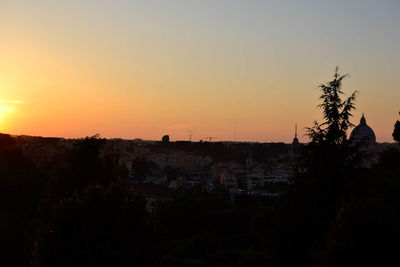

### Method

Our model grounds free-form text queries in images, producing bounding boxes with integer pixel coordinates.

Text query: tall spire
[360,113,366,125]
[292,123,299,145]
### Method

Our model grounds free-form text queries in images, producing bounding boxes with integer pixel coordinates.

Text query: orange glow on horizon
[0,103,17,130]
[1,1,399,142]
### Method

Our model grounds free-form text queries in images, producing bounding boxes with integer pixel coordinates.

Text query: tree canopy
[393,118,400,144]
[306,67,357,145]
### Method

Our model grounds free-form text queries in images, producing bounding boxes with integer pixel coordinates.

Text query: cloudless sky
[1,0,399,142]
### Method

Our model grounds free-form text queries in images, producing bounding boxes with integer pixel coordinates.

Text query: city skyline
[1,0,399,142]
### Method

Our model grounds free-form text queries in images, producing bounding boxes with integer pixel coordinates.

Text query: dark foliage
[39,182,152,267]
[68,134,107,189]
[306,66,357,145]
[0,133,43,267]
[53,134,125,197]
[162,135,170,143]
[393,120,400,143]
[317,148,400,266]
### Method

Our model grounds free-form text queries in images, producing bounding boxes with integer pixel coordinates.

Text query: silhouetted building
[350,113,377,151]
[290,124,301,159]
[292,124,299,146]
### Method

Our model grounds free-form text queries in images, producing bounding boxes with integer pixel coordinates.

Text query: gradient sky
[1,0,399,142]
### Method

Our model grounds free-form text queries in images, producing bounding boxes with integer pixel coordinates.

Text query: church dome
[350,114,376,143]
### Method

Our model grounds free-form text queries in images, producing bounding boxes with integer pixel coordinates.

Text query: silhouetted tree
[277,67,360,266]
[162,135,170,143]
[306,67,357,145]
[393,117,400,144]
[300,67,362,210]
[0,134,43,266]
[63,134,107,193]
[0,133,16,151]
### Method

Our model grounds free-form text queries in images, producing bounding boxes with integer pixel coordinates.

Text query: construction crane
[188,130,193,142]
[205,137,217,142]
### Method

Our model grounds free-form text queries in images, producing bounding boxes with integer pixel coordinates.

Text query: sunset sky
[1,0,399,142]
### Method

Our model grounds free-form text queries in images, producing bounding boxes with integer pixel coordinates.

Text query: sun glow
[0,102,19,130]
